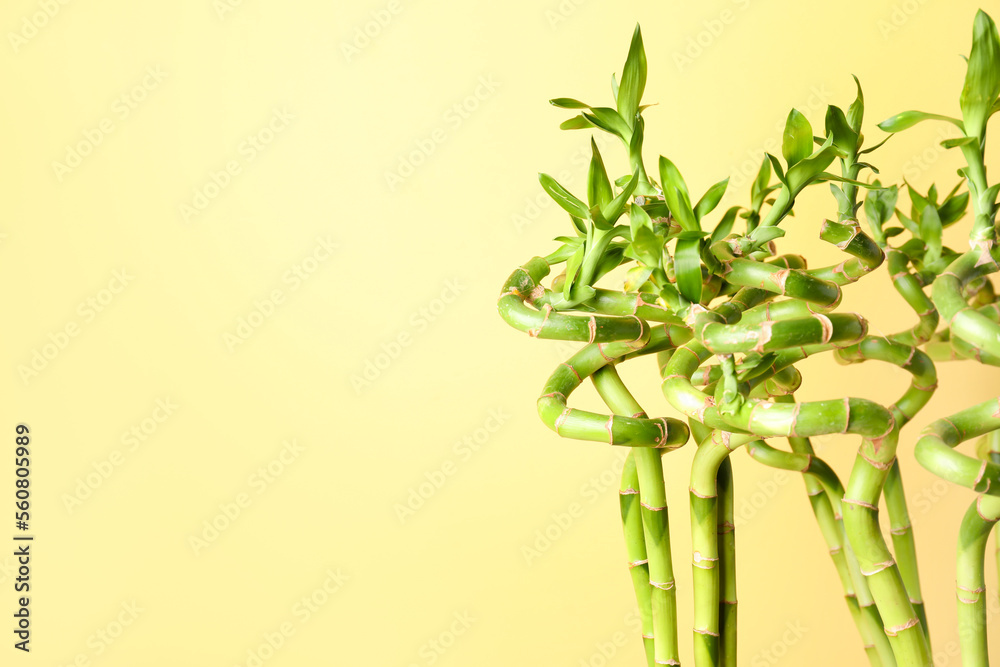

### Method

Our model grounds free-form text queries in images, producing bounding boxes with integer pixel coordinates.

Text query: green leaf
[658,156,697,231]
[960,10,1000,139]
[883,227,905,238]
[907,183,931,219]
[877,110,964,133]
[560,115,593,130]
[895,208,920,236]
[623,265,653,292]
[587,138,613,209]
[583,108,631,140]
[611,73,620,102]
[563,245,586,298]
[785,137,838,196]
[631,225,663,267]
[782,109,813,167]
[711,207,741,245]
[751,157,771,206]
[590,204,613,231]
[847,75,865,133]
[830,183,852,214]
[550,98,592,109]
[629,199,654,236]
[942,136,977,149]
[816,172,876,188]
[920,204,943,262]
[858,134,893,155]
[675,238,703,304]
[864,186,898,243]
[765,153,787,187]
[825,105,859,155]
[617,24,647,126]
[628,115,649,188]
[539,173,591,219]
[570,215,587,235]
[594,246,627,283]
[695,177,730,221]
[938,191,969,227]
[601,170,640,224]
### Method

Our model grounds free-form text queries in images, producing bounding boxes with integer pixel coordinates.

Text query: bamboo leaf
[920,204,943,262]
[623,265,653,292]
[560,115,593,130]
[617,24,647,126]
[895,208,920,236]
[847,75,865,133]
[942,136,977,149]
[695,177,730,221]
[825,104,859,155]
[583,108,631,140]
[765,153,787,187]
[563,245,586,298]
[594,245,627,282]
[550,98,593,109]
[629,199,654,237]
[570,215,587,234]
[816,172,876,188]
[782,109,813,167]
[785,138,838,196]
[601,170,640,224]
[938,191,969,227]
[960,10,1000,139]
[587,138,614,209]
[675,237,703,304]
[710,206,741,244]
[659,156,698,231]
[539,173,591,219]
[631,225,663,267]
[877,110,964,133]
[751,157,771,206]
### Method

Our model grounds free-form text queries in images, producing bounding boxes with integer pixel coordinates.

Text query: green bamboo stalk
[498,257,651,342]
[804,220,885,286]
[883,461,929,645]
[594,365,681,666]
[689,429,759,667]
[721,258,842,307]
[885,250,938,346]
[536,328,690,449]
[914,397,1000,495]
[717,457,737,667]
[956,495,1000,665]
[620,450,656,667]
[784,434,894,667]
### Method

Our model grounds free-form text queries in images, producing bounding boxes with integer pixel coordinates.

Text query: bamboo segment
[956,495,1000,666]
[595,366,681,666]
[620,451,656,667]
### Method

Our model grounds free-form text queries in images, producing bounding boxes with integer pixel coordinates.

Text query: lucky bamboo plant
[499,11,1000,667]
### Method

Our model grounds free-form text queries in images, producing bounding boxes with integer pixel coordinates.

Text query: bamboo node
[650,579,675,590]
[693,627,720,637]
[842,498,878,511]
[587,315,597,343]
[860,559,895,576]
[640,502,667,511]
[884,617,919,636]
[560,362,582,383]
[619,488,639,496]
[858,450,893,470]
[627,559,648,569]
[554,408,572,434]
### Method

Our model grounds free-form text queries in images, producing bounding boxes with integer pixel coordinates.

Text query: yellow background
[2,0,999,664]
